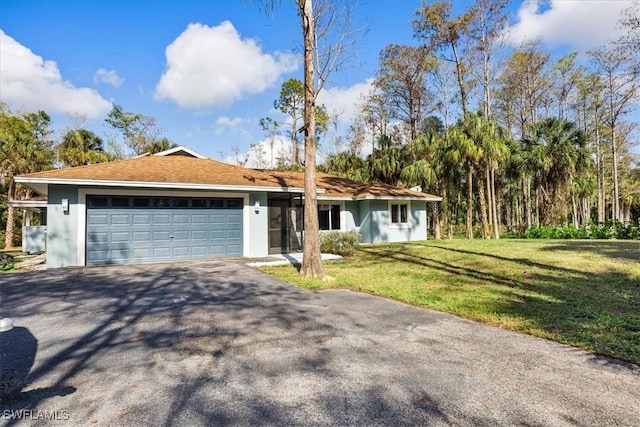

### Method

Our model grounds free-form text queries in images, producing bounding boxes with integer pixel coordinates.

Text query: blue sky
[0,0,633,163]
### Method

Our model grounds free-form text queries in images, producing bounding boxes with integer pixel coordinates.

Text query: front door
[268,199,303,254]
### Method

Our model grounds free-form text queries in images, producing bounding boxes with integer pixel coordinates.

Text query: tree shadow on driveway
[0,261,455,426]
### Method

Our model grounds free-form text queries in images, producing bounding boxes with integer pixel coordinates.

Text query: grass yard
[261,239,640,365]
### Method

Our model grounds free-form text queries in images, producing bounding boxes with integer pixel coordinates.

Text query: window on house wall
[390,202,409,225]
[318,204,341,230]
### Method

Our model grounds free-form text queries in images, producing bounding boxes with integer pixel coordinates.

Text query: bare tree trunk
[524,175,532,229]
[611,125,620,223]
[478,173,490,239]
[5,179,16,249]
[292,117,299,165]
[581,197,590,226]
[485,166,493,235]
[596,114,605,223]
[452,43,468,115]
[571,192,579,227]
[466,167,474,239]
[491,165,500,239]
[623,204,631,224]
[431,201,441,240]
[299,0,324,279]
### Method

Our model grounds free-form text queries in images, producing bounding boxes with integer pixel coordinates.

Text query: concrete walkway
[246,252,342,267]
[1,260,638,426]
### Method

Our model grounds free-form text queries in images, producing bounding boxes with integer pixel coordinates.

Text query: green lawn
[261,239,640,365]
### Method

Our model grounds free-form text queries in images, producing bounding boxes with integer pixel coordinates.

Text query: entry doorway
[268,195,303,254]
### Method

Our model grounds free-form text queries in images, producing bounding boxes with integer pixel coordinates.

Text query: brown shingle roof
[17,155,440,200]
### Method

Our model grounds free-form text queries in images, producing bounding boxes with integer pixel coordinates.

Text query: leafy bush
[0,253,15,272]
[521,222,640,240]
[320,231,360,257]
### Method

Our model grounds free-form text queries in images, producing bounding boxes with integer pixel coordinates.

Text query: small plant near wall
[0,253,15,272]
[320,231,361,257]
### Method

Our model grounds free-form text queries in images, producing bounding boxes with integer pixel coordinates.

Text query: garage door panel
[153,214,171,225]
[87,249,109,263]
[172,230,190,240]
[227,214,242,224]
[131,247,152,259]
[210,245,226,255]
[87,196,243,265]
[88,232,108,244]
[173,214,189,224]
[210,214,224,224]
[191,230,208,240]
[133,214,151,225]
[210,230,225,240]
[192,246,208,256]
[111,232,130,242]
[172,246,191,257]
[153,246,171,258]
[111,215,131,225]
[192,214,207,224]
[88,214,109,226]
[153,231,171,241]
[226,229,242,239]
[225,244,242,256]
[132,231,151,243]
[110,246,130,262]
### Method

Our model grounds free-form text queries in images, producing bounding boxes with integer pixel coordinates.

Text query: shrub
[320,231,360,257]
[519,221,640,240]
[0,253,14,272]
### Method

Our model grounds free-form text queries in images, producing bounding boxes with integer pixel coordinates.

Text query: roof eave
[8,200,48,208]
[355,195,443,201]
[14,177,324,194]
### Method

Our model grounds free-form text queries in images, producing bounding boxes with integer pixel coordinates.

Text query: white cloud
[94,68,124,87]
[506,0,633,49]
[155,21,299,109]
[0,30,111,118]
[214,116,246,135]
[317,79,374,125]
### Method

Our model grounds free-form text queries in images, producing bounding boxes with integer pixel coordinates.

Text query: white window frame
[388,200,411,228]
[317,202,344,231]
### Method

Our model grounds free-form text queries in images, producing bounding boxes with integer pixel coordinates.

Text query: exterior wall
[344,201,360,233]
[25,226,47,253]
[358,200,372,243]
[248,192,269,257]
[359,199,427,244]
[47,185,79,268]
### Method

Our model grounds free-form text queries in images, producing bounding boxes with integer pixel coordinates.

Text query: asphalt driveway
[1,261,639,426]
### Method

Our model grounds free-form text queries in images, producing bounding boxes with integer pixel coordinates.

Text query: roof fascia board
[355,195,443,201]
[14,177,325,194]
[317,196,354,201]
[153,146,207,158]
[8,200,48,208]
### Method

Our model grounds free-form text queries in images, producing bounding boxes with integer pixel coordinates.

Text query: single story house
[14,147,441,268]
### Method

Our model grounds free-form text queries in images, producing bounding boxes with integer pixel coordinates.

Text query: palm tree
[57,128,108,167]
[522,118,587,225]
[320,152,369,182]
[453,112,495,239]
[0,108,54,248]
[402,131,442,238]
[370,135,405,186]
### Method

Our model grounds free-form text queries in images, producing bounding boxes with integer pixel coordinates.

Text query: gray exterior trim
[15,176,316,196]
